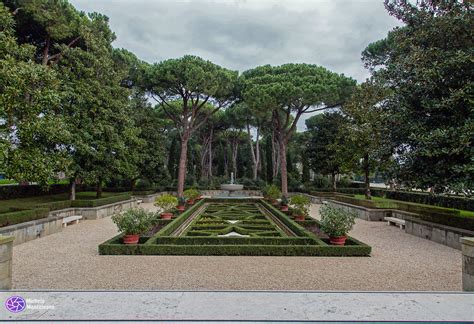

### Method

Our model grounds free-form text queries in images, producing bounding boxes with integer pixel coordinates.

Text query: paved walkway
[2,291,473,321]
[12,203,462,290]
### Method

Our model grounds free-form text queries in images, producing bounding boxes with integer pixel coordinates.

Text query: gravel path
[12,203,462,291]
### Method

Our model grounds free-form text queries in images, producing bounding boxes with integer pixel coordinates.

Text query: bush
[262,184,281,200]
[154,194,178,213]
[0,184,72,200]
[112,208,154,235]
[290,195,311,217]
[71,194,131,208]
[312,175,330,188]
[183,188,200,200]
[35,200,72,211]
[319,205,356,237]
[376,190,473,211]
[0,208,49,227]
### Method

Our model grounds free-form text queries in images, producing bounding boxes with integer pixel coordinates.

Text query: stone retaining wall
[0,236,13,289]
[405,216,474,250]
[326,200,391,221]
[0,198,138,246]
[461,237,474,291]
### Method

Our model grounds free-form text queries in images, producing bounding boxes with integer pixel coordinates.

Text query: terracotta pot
[280,205,289,212]
[294,214,305,221]
[123,234,140,245]
[329,236,347,246]
[176,205,185,212]
[271,199,279,205]
[161,212,173,220]
[187,199,195,205]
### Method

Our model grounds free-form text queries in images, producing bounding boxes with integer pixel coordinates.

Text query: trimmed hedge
[99,198,372,256]
[36,200,72,211]
[0,208,49,227]
[70,194,132,208]
[0,184,73,199]
[374,190,474,211]
[100,240,371,256]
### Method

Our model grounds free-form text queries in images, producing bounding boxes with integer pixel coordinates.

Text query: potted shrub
[184,188,200,205]
[290,194,310,221]
[112,208,153,244]
[176,196,186,212]
[154,194,178,220]
[280,197,289,212]
[263,184,281,205]
[319,204,356,245]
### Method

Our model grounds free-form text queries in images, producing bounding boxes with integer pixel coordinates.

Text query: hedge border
[70,194,132,208]
[0,208,49,227]
[99,198,371,256]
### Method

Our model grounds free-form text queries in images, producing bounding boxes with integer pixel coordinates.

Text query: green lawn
[354,194,474,218]
[0,191,129,211]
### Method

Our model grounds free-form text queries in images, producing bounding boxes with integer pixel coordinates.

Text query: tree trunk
[232,141,239,179]
[279,137,288,199]
[69,178,76,201]
[130,178,137,192]
[364,153,371,199]
[247,124,260,181]
[332,171,337,192]
[42,35,50,66]
[177,135,189,198]
[96,177,103,199]
[208,129,213,179]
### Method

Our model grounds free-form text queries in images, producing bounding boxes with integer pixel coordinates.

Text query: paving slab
[0,291,472,321]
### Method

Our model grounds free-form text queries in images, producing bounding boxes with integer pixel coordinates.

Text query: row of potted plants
[262,185,356,245]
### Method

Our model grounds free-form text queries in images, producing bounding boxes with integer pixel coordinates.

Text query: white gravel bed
[12,203,462,290]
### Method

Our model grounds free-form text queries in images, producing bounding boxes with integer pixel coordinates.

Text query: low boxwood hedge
[36,200,72,211]
[71,194,132,208]
[0,208,49,227]
[99,198,372,256]
[99,243,371,256]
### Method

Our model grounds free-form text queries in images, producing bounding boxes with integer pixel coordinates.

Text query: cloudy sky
[70,0,401,129]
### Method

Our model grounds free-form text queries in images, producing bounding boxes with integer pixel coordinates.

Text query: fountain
[220,172,243,196]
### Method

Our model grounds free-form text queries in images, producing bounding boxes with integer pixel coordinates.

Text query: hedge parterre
[99,198,371,257]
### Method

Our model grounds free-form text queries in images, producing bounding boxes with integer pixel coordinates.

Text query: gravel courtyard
[12,203,462,291]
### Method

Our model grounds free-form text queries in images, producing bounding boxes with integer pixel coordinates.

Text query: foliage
[262,184,281,200]
[306,112,356,190]
[0,2,69,183]
[154,194,178,213]
[362,0,473,193]
[70,194,131,208]
[143,55,238,198]
[111,207,154,235]
[290,194,311,217]
[319,205,356,237]
[0,207,49,228]
[183,188,200,200]
[240,64,356,197]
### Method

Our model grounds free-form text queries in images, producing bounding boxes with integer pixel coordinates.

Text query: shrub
[183,188,200,200]
[112,208,154,235]
[290,195,311,217]
[320,205,356,237]
[0,208,49,227]
[280,196,289,207]
[154,194,178,213]
[71,194,131,208]
[262,184,281,200]
[312,175,330,188]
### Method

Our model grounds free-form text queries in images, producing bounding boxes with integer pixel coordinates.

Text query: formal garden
[0,0,472,293]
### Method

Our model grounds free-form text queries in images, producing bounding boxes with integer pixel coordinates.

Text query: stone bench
[62,215,83,227]
[384,216,405,229]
